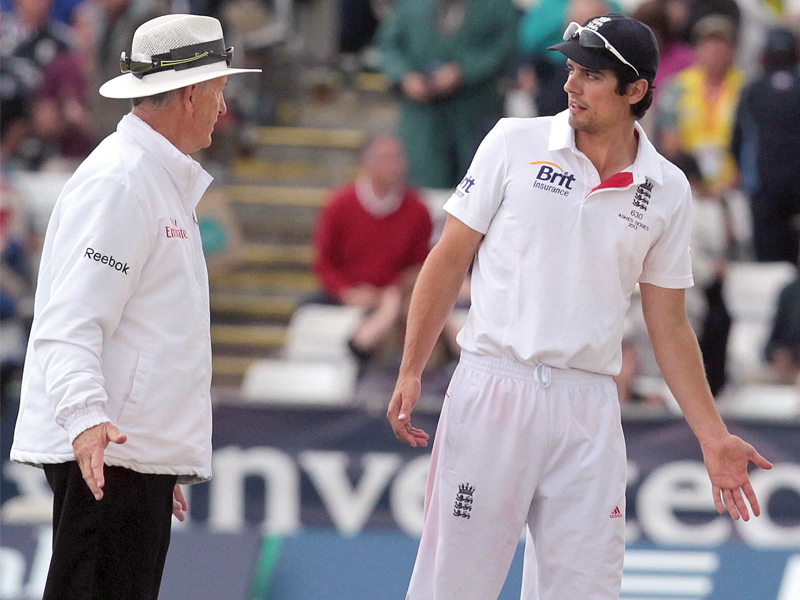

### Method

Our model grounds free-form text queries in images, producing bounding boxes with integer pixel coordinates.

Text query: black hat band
[120,39,233,79]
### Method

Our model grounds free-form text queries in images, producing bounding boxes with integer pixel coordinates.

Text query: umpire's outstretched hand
[73,422,128,500]
[701,433,773,521]
[388,375,430,447]
[172,484,189,521]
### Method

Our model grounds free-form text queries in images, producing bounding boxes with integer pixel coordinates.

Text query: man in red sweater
[313,135,434,360]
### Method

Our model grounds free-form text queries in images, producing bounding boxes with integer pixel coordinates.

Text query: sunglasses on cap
[562,22,640,77]
[120,40,233,79]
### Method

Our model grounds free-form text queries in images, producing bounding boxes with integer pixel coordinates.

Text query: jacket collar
[117,113,214,214]
[548,109,663,187]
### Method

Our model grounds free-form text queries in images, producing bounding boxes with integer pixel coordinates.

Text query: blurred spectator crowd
[4,0,800,415]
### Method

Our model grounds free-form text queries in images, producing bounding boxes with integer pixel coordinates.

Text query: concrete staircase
[209,73,398,389]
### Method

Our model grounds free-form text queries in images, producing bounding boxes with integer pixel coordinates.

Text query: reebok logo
[166,218,188,239]
[84,248,129,275]
[610,506,623,519]
[530,161,575,196]
[453,483,475,519]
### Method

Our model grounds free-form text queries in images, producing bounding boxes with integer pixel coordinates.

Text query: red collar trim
[590,171,634,194]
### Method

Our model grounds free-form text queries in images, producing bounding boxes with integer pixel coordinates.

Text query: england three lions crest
[453,483,475,519]
[632,178,653,211]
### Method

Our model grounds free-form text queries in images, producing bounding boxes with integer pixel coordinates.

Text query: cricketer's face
[563,59,634,135]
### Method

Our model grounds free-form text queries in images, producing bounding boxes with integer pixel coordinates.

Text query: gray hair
[129,79,214,109]
[130,88,182,109]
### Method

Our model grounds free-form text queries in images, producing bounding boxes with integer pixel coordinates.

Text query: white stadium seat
[10,171,72,233]
[722,261,797,386]
[241,304,363,405]
[240,358,358,405]
[721,384,800,420]
[284,304,363,362]
[723,261,797,323]
[726,320,773,385]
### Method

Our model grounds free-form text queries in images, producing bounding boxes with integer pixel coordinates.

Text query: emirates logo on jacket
[166,218,188,239]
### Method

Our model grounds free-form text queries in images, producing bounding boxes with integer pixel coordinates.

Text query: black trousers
[750,176,800,263]
[43,462,177,600]
[699,279,732,397]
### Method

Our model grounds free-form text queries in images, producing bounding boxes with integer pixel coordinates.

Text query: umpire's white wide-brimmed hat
[99,14,261,99]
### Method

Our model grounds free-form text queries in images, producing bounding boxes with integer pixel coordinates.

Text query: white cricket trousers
[406,351,627,600]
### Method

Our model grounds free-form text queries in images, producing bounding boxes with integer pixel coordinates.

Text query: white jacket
[11,114,214,483]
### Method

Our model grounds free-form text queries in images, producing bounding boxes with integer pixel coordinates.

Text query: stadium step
[210,293,299,322]
[231,158,357,186]
[250,126,366,149]
[211,324,287,349]
[242,243,313,268]
[211,355,258,388]
[209,271,318,293]
[356,72,390,94]
[225,185,327,207]
[225,187,327,244]
[282,74,398,130]
[236,126,365,184]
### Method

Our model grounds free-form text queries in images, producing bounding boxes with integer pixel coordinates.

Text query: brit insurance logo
[618,178,653,232]
[454,173,476,198]
[530,161,575,197]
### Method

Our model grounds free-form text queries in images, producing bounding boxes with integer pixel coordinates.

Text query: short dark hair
[612,65,655,119]
[130,88,182,109]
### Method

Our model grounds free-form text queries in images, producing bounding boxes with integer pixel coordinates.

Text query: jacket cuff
[64,405,110,444]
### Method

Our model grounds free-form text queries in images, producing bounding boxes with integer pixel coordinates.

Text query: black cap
[763,27,799,63]
[548,14,659,84]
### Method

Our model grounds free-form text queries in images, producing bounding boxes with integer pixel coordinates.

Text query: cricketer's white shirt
[444,111,694,376]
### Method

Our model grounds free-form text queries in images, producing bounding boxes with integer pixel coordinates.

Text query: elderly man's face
[186,76,227,154]
[364,137,407,192]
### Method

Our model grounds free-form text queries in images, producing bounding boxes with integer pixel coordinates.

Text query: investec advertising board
[2,406,799,599]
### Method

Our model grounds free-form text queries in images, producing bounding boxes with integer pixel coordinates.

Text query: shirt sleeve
[639,181,695,289]
[443,120,508,234]
[32,176,152,442]
[312,191,351,300]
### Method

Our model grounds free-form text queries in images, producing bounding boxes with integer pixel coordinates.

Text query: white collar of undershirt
[355,174,403,218]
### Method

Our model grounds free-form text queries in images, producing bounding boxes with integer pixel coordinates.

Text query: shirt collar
[116,113,214,214]
[630,121,663,187]
[548,110,575,153]
[548,110,663,187]
[354,174,404,218]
